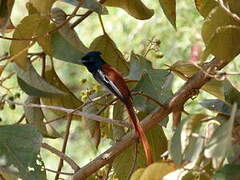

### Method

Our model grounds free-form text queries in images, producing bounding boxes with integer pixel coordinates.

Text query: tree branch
[68,57,228,180]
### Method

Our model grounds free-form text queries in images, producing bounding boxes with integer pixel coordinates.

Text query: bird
[81,51,153,165]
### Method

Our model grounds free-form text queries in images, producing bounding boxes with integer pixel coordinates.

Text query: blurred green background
[2,0,239,179]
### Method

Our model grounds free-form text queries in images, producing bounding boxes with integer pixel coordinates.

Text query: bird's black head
[81,51,106,73]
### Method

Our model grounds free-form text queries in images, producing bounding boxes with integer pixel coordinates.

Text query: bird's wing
[93,69,127,103]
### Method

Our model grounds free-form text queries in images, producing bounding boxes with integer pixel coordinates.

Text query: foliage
[0,0,240,179]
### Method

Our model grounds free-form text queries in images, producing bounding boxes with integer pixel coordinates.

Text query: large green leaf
[0,125,46,180]
[90,34,129,75]
[113,126,168,180]
[204,104,237,168]
[51,8,88,64]
[15,60,64,97]
[214,164,240,180]
[224,80,240,105]
[41,65,83,117]
[159,0,176,29]
[61,0,108,14]
[24,96,61,138]
[128,54,172,114]
[104,0,154,20]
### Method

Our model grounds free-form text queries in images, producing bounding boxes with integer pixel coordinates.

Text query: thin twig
[70,0,107,29]
[0,55,10,62]
[126,143,138,180]
[0,4,81,41]
[15,114,25,124]
[45,168,74,175]
[132,92,166,109]
[98,14,106,34]
[44,93,112,125]
[55,114,73,180]
[42,143,80,171]
[4,99,131,128]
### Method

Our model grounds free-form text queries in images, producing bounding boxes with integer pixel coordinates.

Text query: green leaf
[29,0,56,15]
[170,114,208,165]
[0,0,15,33]
[199,99,232,116]
[224,80,240,105]
[113,126,167,180]
[51,8,88,64]
[194,0,218,18]
[15,60,64,97]
[90,34,129,75]
[104,0,154,20]
[204,104,237,168]
[129,54,172,114]
[183,120,208,165]
[0,125,46,180]
[170,118,185,164]
[61,0,108,14]
[159,0,176,29]
[24,96,61,138]
[112,102,125,141]
[201,25,240,62]
[214,164,240,180]
[41,65,83,117]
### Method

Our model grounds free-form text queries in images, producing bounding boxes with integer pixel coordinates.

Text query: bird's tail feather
[125,102,153,165]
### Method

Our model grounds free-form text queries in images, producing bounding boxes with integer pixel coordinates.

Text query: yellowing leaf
[36,18,53,55]
[194,0,218,18]
[51,8,88,63]
[159,0,176,29]
[29,0,56,15]
[104,0,154,20]
[139,162,176,180]
[41,65,83,117]
[10,15,52,70]
[130,168,145,180]
[15,59,64,96]
[202,5,240,49]
[201,25,240,62]
[90,34,129,75]
[170,61,225,100]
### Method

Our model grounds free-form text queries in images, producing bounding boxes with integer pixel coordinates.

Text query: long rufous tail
[125,101,153,165]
